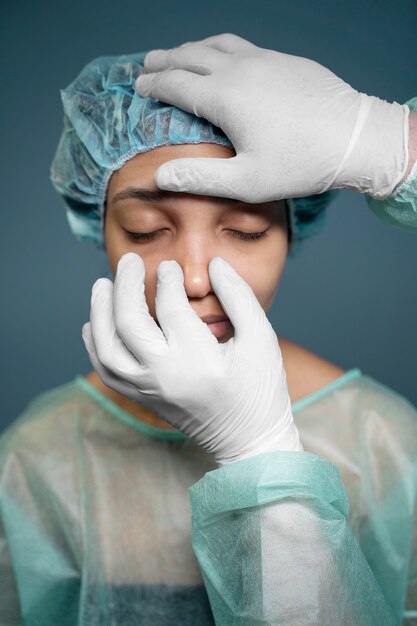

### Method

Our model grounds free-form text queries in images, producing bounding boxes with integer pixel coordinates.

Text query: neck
[83,336,346,431]
[84,370,176,430]
[84,336,293,431]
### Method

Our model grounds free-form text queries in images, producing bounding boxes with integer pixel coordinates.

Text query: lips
[155,313,230,329]
[205,318,233,340]
[200,314,229,324]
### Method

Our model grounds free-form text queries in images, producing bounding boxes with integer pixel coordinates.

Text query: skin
[86,142,345,429]
[104,144,288,333]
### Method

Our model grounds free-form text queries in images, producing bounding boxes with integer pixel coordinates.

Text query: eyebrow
[109,186,247,211]
[110,187,182,206]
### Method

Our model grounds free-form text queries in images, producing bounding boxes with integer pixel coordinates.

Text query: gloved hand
[135,33,410,202]
[81,253,303,465]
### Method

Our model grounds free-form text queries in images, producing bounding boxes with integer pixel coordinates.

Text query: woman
[0,51,416,625]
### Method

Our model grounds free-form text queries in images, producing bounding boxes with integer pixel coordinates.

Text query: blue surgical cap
[50,52,339,258]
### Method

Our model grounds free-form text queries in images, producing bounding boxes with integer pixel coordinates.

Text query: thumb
[154,155,253,201]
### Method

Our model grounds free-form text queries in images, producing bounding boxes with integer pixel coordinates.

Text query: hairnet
[50,52,340,258]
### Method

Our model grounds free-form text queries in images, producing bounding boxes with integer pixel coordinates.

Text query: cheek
[242,236,286,304]
[106,227,151,279]
[243,264,282,310]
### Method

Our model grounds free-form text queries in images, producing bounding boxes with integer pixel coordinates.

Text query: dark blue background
[1,0,416,431]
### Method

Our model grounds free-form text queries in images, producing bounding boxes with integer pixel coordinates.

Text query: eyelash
[125,229,268,242]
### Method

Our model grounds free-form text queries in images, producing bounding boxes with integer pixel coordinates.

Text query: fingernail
[135,74,153,95]
[81,324,91,347]
[155,166,181,191]
[158,261,172,280]
[214,257,232,273]
[118,253,138,274]
[119,252,134,265]
[215,258,237,284]
[144,49,164,64]
[92,281,101,298]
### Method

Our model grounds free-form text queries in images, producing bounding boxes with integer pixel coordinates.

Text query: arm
[365,98,417,232]
[189,451,397,625]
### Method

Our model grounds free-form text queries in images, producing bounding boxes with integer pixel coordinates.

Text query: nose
[181,261,215,300]
[153,258,224,329]
[160,227,235,313]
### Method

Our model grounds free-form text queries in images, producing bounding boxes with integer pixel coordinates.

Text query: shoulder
[0,379,92,527]
[278,335,347,403]
[352,374,417,438]
[0,379,84,461]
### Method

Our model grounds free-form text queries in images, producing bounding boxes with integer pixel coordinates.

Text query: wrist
[217,419,304,466]
[405,110,417,180]
[336,95,409,200]
[386,108,417,194]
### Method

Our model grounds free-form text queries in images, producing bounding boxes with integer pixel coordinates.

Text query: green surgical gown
[1,369,417,625]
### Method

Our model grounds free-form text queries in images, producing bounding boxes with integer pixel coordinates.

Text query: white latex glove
[135,33,410,202]
[81,253,303,466]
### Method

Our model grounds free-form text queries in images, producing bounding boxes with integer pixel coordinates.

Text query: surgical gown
[365,96,417,233]
[1,368,417,625]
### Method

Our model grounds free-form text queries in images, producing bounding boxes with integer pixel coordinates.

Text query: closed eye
[124,228,269,242]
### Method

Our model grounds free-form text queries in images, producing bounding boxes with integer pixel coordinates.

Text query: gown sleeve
[365,97,417,233]
[189,450,399,625]
[0,503,21,626]
[404,528,417,626]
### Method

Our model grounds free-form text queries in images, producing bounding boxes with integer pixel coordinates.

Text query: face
[104,143,289,343]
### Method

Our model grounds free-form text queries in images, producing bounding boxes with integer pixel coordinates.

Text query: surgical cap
[50,52,340,258]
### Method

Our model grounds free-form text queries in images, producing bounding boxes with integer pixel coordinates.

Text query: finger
[89,277,146,384]
[142,34,253,71]
[81,321,141,396]
[155,260,219,351]
[179,33,256,54]
[113,253,167,363]
[135,69,209,118]
[154,155,262,202]
[207,257,271,346]
[143,45,228,76]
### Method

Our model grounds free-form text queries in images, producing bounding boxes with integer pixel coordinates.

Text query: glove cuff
[330,95,409,200]
[217,418,304,466]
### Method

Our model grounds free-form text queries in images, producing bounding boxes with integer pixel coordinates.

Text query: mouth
[156,313,233,340]
[200,314,229,324]
[204,318,233,340]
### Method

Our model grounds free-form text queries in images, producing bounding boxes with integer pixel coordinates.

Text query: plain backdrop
[1,0,416,432]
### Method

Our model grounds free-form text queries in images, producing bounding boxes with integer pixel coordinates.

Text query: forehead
[109,143,236,190]
[106,143,286,219]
